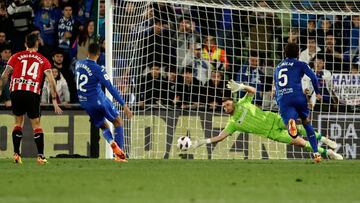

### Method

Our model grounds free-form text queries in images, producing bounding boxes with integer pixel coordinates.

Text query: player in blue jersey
[75,43,133,162]
[274,43,322,163]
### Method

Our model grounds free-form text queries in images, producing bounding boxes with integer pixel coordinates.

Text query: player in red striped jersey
[0,33,62,164]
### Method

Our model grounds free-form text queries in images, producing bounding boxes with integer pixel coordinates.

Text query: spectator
[58,3,76,55]
[176,16,199,71]
[183,43,212,86]
[300,19,316,50]
[343,15,360,53]
[6,0,34,52]
[143,19,176,71]
[152,2,176,24]
[51,49,76,103]
[350,63,359,74]
[29,26,52,60]
[237,53,264,106]
[202,35,228,73]
[139,63,162,109]
[0,31,10,49]
[316,17,333,49]
[76,19,99,60]
[98,0,105,39]
[0,2,12,37]
[299,37,321,64]
[161,67,180,106]
[322,32,344,73]
[178,67,201,109]
[311,56,338,111]
[0,44,11,107]
[34,0,62,53]
[97,38,105,66]
[247,0,282,61]
[73,0,93,28]
[278,28,299,58]
[41,67,70,104]
[204,70,231,110]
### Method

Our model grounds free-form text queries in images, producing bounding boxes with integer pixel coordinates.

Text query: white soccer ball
[177,136,192,151]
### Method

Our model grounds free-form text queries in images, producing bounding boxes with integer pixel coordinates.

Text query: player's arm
[97,68,133,119]
[44,69,63,114]
[192,129,231,149]
[302,64,321,100]
[227,79,256,96]
[0,65,13,96]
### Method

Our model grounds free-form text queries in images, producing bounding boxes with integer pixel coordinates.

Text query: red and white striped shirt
[7,50,51,95]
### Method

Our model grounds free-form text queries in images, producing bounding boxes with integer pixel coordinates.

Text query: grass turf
[0,159,359,203]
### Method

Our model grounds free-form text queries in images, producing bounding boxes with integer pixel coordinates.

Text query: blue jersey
[274,58,320,102]
[75,59,125,106]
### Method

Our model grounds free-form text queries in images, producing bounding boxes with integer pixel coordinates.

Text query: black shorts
[10,90,41,119]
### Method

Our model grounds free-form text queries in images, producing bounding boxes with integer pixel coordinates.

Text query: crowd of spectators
[0,0,359,113]
[135,0,360,111]
[0,0,102,107]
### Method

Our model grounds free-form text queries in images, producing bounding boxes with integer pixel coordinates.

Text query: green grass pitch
[0,159,360,203]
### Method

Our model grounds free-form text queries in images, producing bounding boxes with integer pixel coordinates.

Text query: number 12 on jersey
[76,72,88,92]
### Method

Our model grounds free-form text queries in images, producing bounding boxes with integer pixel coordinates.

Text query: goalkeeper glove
[192,138,212,149]
[226,80,246,93]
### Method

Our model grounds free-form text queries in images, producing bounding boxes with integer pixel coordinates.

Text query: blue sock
[114,126,124,149]
[102,128,113,144]
[303,123,318,153]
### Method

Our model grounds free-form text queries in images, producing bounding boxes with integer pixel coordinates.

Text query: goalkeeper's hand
[226,80,246,93]
[191,139,207,149]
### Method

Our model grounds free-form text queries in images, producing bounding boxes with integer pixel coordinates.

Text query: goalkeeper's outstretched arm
[227,80,256,96]
[192,130,231,149]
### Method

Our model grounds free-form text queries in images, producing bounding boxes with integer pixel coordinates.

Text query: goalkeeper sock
[298,125,322,141]
[102,128,114,144]
[304,142,327,157]
[303,123,318,153]
[114,126,124,149]
[12,126,23,154]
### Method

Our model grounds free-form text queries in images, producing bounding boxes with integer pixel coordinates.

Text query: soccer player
[75,43,133,162]
[193,80,343,160]
[0,33,63,164]
[274,43,322,163]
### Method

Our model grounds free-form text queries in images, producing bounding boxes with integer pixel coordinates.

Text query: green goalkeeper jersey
[224,93,280,136]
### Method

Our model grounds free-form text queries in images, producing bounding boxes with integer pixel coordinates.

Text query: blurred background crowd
[0,0,359,113]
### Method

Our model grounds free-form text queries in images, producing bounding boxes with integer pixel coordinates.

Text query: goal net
[107,0,360,159]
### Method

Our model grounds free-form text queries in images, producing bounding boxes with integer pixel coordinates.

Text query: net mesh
[110,0,360,159]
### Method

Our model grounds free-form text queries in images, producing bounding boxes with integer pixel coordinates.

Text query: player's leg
[102,98,127,160]
[10,91,26,164]
[29,118,47,164]
[296,138,342,160]
[297,125,337,149]
[269,129,336,159]
[28,92,47,164]
[297,102,321,162]
[98,122,114,143]
[13,115,24,164]
[113,117,124,149]
[279,105,298,138]
[98,122,126,161]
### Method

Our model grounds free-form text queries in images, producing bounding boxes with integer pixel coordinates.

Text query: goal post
[106,0,360,159]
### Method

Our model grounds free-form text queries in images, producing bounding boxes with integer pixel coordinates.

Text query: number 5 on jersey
[278,68,288,87]
[76,72,88,92]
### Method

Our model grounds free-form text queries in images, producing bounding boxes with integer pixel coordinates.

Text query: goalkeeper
[193,80,343,160]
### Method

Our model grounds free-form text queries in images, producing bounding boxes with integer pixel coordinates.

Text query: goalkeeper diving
[192,80,343,160]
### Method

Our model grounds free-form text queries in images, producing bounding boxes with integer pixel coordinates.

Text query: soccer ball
[177,136,192,151]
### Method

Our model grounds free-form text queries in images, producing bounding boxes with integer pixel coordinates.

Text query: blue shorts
[80,97,119,128]
[278,96,309,125]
